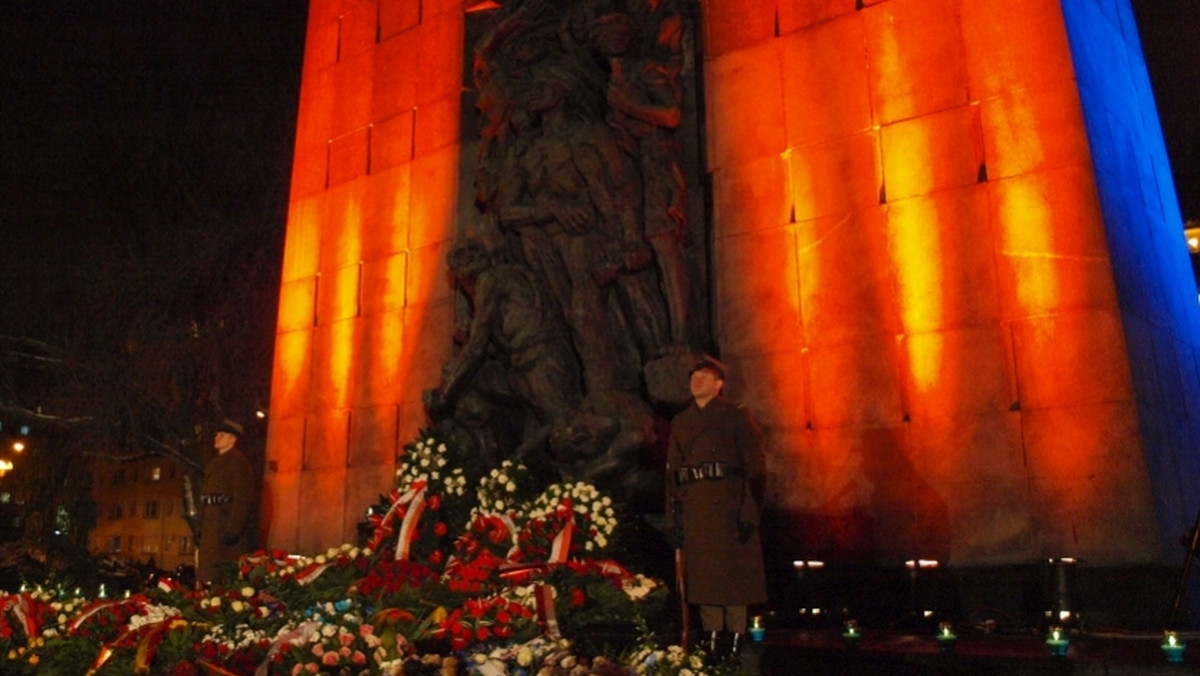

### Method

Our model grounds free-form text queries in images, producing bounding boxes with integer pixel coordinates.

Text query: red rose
[434,522,448,537]
[428,494,442,511]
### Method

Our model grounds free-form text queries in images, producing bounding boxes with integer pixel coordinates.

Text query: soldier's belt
[200,494,232,506]
[675,461,743,484]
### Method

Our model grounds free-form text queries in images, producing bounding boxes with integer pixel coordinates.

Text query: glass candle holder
[1045,625,1069,658]
[842,620,861,649]
[1162,631,1186,663]
[749,615,766,642]
[935,622,957,653]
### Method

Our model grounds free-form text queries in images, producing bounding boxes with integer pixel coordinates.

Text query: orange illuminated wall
[269,0,1200,567]
[706,0,1199,566]
[265,0,465,553]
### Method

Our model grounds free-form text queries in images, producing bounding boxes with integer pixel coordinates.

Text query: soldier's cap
[216,419,244,437]
[689,355,726,380]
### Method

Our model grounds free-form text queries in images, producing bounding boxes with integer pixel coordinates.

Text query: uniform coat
[197,446,256,584]
[665,396,767,606]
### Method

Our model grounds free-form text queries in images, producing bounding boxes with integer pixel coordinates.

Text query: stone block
[807,336,904,429]
[787,130,880,223]
[262,470,302,553]
[723,349,809,436]
[705,41,787,171]
[349,406,400,467]
[328,50,376,140]
[908,410,1023,483]
[988,166,1116,319]
[270,329,313,420]
[933,478,1034,564]
[406,239,454,308]
[1022,403,1144,482]
[289,138,330,200]
[409,144,460,249]
[362,164,412,261]
[881,104,982,201]
[714,226,802,358]
[1027,470,1160,564]
[979,84,1091,182]
[302,15,341,73]
[309,318,361,413]
[778,0,856,34]
[374,30,420,121]
[701,0,778,58]
[265,415,306,475]
[278,277,317,333]
[781,16,872,148]
[329,127,371,187]
[298,467,348,552]
[345,464,395,540]
[303,409,351,471]
[319,180,368,271]
[316,263,362,324]
[797,207,897,346]
[360,253,408,317]
[370,112,415,176]
[862,0,969,125]
[1010,310,1134,411]
[380,0,420,41]
[416,11,464,106]
[803,427,873,510]
[339,1,377,61]
[901,327,1015,419]
[711,154,790,238]
[398,298,456,400]
[759,420,814,508]
[413,92,463,160]
[960,0,1074,101]
[283,196,323,282]
[353,311,406,407]
[886,185,999,334]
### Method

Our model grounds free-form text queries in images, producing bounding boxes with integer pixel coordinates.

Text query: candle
[1162,631,1186,663]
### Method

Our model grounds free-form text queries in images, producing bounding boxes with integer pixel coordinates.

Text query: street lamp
[11,441,24,453]
[0,460,13,476]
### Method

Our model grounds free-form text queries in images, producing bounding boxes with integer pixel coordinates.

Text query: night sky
[0,1,1196,334]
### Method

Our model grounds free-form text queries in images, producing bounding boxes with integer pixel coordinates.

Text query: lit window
[151,467,162,482]
[110,536,121,553]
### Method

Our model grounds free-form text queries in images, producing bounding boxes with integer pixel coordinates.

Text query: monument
[264,0,1200,622]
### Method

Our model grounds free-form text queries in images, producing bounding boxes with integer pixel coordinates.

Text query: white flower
[241,586,256,598]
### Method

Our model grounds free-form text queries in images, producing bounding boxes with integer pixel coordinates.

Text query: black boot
[730,632,742,661]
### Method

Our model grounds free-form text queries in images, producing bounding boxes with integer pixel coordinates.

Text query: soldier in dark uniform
[197,419,256,586]
[665,356,767,659]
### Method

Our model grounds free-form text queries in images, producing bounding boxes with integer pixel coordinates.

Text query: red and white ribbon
[548,517,574,564]
[395,484,428,560]
[534,584,560,639]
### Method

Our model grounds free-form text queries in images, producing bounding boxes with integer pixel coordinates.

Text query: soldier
[197,419,256,586]
[665,356,767,660]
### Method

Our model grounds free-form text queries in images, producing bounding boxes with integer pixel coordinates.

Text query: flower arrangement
[515,482,618,563]
[0,429,674,675]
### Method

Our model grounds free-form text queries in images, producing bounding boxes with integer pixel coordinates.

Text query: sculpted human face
[214,431,237,454]
[689,368,723,407]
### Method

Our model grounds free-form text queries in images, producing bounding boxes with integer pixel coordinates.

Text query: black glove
[738,522,756,543]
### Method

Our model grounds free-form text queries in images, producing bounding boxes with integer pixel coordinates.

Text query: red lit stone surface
[268,0,463,550]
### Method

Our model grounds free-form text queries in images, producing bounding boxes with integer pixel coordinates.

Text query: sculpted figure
[549,389,662,508]
[425,239,583,471]
[602,0,693,347]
